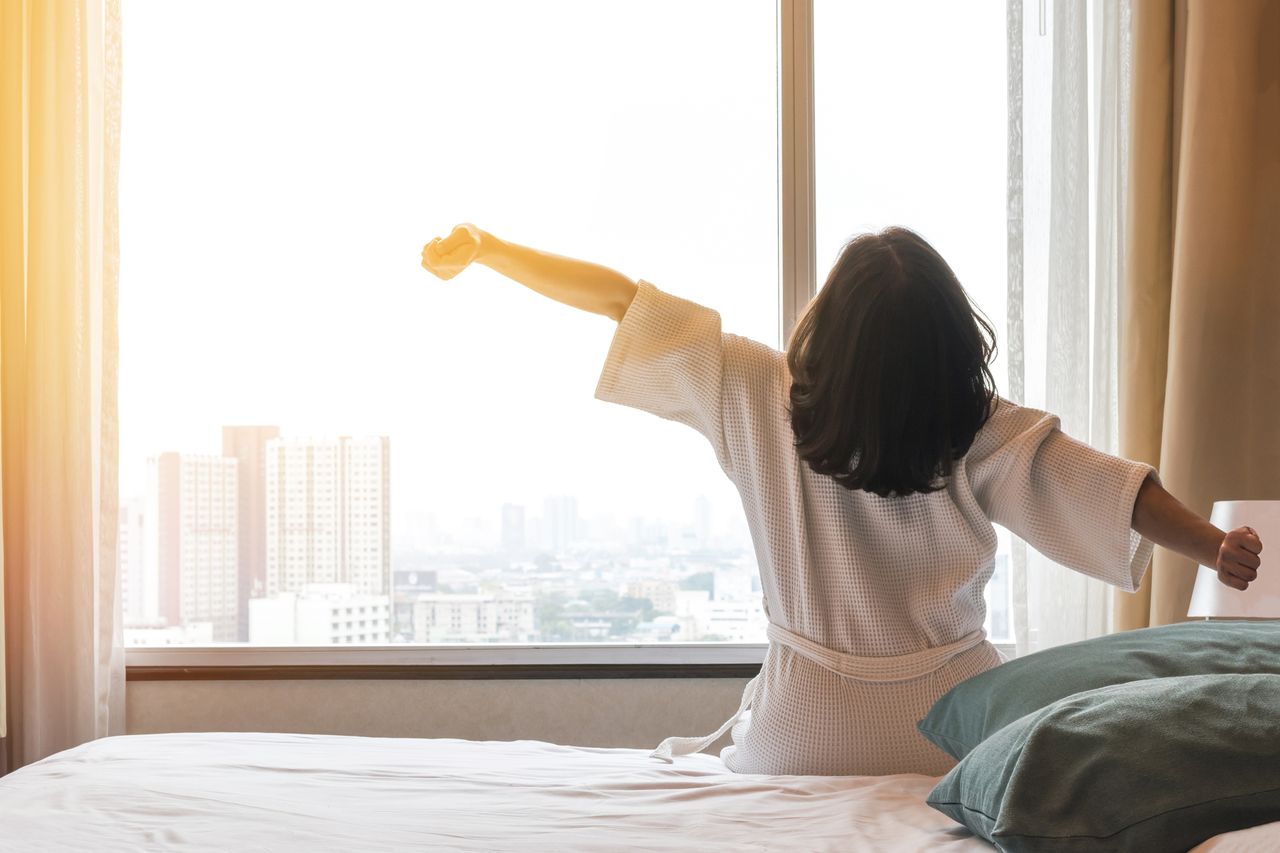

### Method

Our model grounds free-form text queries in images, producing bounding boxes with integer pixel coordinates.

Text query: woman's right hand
[421,223,487,280]
[1215,526,1263,590]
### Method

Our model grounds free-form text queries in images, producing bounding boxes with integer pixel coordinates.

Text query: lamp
[1187,501,1280,618]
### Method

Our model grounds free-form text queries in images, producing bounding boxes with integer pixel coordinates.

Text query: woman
[420,223,1263,776]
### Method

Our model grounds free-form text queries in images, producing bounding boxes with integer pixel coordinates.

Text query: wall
[127,678,751,751]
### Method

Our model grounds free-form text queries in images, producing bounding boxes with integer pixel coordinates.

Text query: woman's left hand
[1215,525,1263,590]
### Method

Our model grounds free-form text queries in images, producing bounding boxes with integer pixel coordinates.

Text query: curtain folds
[1007,0,1132,654]
[1114,0,1280,630]
[0,0,123,773]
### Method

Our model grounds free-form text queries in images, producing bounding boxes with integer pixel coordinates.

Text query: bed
[0,732,1272,851]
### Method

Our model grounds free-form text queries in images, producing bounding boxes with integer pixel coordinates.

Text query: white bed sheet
[4,733,1275,851]
[0,732,992,852]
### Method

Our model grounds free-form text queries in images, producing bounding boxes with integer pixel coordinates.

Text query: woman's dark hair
[785,227,997,498]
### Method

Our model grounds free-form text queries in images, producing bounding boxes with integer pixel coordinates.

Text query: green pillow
[918,620,1280,759]
[926,674,1280,853]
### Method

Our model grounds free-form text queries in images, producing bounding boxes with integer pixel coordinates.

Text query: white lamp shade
[1187,500,1280,618]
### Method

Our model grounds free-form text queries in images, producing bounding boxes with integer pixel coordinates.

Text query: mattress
[0,732,1274,851]
[0,732,986,852]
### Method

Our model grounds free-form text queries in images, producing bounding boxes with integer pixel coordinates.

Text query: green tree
[680,571,714,593]
[582,587,620,611]
[618,595,655,622]
[535,591,569,640]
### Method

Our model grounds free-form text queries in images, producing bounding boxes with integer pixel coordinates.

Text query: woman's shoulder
[726,331,787,375]
[965,396,1061,466]
[981,395,1055,426]
[635,280,786,373]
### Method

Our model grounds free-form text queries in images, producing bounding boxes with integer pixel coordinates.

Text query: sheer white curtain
[0,0,123,773]
[1006,0,1132,654]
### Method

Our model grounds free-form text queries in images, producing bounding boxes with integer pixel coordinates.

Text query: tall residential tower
[265,436,390,596]
[222,425,280,641]
[150,452,239,641]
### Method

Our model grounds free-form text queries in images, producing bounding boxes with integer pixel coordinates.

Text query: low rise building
[411,592,535,643]
[249,583,390,644]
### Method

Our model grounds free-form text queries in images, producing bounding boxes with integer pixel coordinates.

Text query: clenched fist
[1216,526,1263,590]
[421,223,486,280]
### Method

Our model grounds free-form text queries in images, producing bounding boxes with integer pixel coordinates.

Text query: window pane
[814,0,1006,385]
[814,0,1012,642]
[120,0,778,646]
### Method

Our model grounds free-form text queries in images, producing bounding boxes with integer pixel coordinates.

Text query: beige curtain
[1116,0,1280,630]
[0,0,123,772]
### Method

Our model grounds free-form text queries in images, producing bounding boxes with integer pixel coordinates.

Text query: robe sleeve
[593,279,782,481]
[968,399,1159,592]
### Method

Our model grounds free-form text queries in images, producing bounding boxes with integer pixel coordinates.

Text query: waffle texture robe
[594,280,1159,776]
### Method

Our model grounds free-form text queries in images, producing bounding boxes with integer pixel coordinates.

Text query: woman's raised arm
[421,223,639,321]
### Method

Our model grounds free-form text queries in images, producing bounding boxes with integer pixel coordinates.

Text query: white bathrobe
[594,280,1159,776]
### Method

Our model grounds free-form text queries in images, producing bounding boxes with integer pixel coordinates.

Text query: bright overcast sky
[118,0,1005,547]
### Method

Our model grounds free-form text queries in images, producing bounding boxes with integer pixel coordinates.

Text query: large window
[120,0,778,648]
[120,0,1011,651]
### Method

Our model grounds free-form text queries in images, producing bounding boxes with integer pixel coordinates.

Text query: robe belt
[650,623,989,763]
[766,623,989,683]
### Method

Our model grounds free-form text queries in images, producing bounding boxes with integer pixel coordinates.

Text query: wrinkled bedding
[0,732,1272,851]
[0,732,987,851]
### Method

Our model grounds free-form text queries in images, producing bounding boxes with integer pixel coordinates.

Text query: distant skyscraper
[119,498,149,625]
[694,494,712,548]
[222,425,280,641]
[542,495,578,555]
[266,436,390,597]
[150,452,239,641]
[530,516,544,554]
[501,502,525,553]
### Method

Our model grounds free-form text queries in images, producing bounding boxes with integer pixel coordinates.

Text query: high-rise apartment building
[150,452,239,641]
[222,425,280,641]
[265,436,390,597]
[118,498,150,625]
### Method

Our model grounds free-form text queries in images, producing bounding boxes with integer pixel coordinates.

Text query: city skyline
[121,422,751,546]
[120,422,772,647]
[121,425,754,560]
[120,421,1013,648]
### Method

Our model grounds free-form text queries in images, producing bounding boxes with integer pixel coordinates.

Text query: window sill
[125,641,1018,681]
[125,643,769,681]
